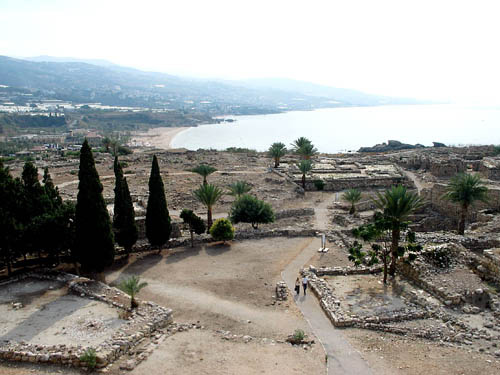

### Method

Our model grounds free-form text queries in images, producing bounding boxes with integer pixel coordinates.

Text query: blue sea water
[171,104,500,153]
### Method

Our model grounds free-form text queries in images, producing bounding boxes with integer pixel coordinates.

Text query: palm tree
[296,142,318,160]
[297,160,312,189]
[228,181,252,198]
[373,185,423,276]
[189,164,217,185]
[193,183,224,231]
[290,137,312,152]
[268,142,287,168]
[118,275,148,309]
[443,173,488,235]
[342,188,362,214]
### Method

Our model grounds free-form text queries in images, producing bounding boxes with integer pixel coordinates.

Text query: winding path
[282,192,372,375]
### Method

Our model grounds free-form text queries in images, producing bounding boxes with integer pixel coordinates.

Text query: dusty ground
[0,278,124,347]
[344,329,500,375]
[326,274,422,317]
[107,238,315,338]
[130,329,325,375]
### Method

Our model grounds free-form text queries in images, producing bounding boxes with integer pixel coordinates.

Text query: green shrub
[117,145,133,155]
[313,179,325,191]
[494,145,500,156]
[229,194,274,229]
[293,329,305,342]
[225,147,257,154]
[209,218,234,243]
[80,348,97,369]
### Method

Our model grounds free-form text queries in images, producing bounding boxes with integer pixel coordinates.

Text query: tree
[113,156,138,256]
[297,160,312,189]
[74,139,115,274]
[296,142,318,160]
[180,209,206,247]
[228,181,252,198]
[372,185,423,277]
[145,155,171,252]
[443,173,488,235]
[0,160,23,275]
[193,183,224,232]
[209,218,234,243]
[230,194,275,229]
[118,275,148,309]
[102,137,112,153]
[290,137,312,152]
[43,167,62,207]
[349,212,422,283]
[342,188,362,214]
[268,142,287,168]
[189,164,217,185]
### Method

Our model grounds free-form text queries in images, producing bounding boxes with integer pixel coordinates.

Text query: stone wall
[300,176,409,192]
[421,183,500,223]
[274,208,315,220]
[304,269,430,328]
[0,271,173,369]
[480,158,500,181]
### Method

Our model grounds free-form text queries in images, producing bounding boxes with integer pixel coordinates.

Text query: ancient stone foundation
[0,271,173,369]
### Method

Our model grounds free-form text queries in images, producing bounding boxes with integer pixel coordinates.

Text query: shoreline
[131,127,189,150]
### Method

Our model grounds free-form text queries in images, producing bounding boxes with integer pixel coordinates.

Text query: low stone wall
[310,265,383,277]
[300,176,409,192]
[303,270,430,328]
[421,183,500,223]
[127,228,319,255]
[0,271,173,369]
[397,261,463,306]
[274,208,315,220]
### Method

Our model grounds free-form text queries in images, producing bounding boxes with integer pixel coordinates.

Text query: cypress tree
[0,160,23,275]
[146,155,171,252]
[74,140,114,273]
[113,156,138,256]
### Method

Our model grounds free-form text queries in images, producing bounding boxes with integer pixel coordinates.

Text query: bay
[171,104,500,153]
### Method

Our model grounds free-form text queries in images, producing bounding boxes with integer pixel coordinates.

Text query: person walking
[302,275,309,295]
[294,277,301,295]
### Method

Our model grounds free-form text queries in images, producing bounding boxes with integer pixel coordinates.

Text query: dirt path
[403,170,428,194]
[311,191,335,231]
[282,238,372,375]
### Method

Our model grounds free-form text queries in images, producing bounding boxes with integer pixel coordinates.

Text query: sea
[171,104,500,153]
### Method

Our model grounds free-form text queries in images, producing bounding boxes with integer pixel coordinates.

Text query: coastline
[131,127,189,149]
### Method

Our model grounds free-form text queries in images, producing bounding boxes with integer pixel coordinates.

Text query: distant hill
[23,55,119,68]
[239,78,423,106]
[0,55,423,113]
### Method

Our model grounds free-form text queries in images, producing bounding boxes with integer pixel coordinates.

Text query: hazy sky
[1,0,500,103]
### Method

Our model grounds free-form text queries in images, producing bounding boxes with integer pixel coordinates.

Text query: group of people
[295,275,309,296]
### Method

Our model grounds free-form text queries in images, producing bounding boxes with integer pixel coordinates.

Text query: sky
[1,0,500,104]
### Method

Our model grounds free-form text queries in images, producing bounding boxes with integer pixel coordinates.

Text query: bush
[229,194,275,229]
[313,179,325,191]
[209,218,234,242]
[293,329,305,342]
[80,348,97,369]
[117,145,133,155]
[225,147,257,154]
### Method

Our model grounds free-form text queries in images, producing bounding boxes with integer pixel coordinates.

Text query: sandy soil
[106,238,316,338]
[130,329,325,375]
[343,328,500,375]
[131,126,188,149]
[0,279,124,347]
[326,275,419,317]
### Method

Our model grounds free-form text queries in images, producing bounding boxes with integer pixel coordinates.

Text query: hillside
[0,56,420,114]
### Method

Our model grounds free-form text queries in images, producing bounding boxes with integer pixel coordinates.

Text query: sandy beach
[131,127,189,149]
